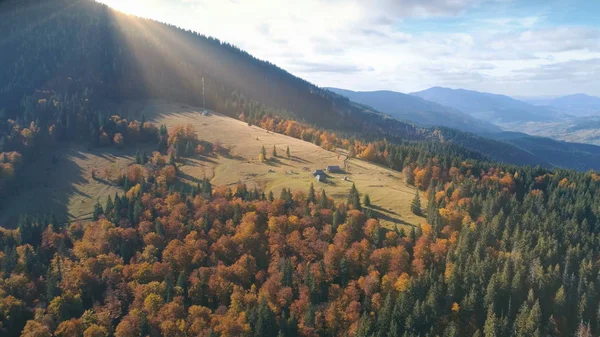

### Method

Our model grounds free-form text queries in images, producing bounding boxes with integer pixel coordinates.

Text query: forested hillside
[1,123,600,337]
[0,0,405,133]
[2,0,600,171]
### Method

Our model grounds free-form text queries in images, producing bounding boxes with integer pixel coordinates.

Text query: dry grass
[141,101,424,230]
[0,100,425,230]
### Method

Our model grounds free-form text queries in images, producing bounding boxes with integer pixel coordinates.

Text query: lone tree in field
[363,194,371,207]
[411,191,422,216]
[272,145,278,157]
[286,146,291,158]
[259,145,267,162]
[347,184,361,211]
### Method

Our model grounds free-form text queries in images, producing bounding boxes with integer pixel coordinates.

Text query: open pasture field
[0,100,424,230]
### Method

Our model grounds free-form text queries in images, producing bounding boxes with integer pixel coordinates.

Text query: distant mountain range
[326,88,501,134]
[526,93,600,117]
[410,87,563,123]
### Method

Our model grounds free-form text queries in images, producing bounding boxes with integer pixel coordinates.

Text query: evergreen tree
[272,145,278,157]
[104,196,114,221]
[2,246,17,278]
[286,146,290,158]
[347,184,361,210]
[319,189,328,208]
[255,297,278,337]
[307,183,316,204]
[411,191,422,216]
[92,200,104,221]
[260,145,267,161]
[484,305,498,337]
[176,271,186,292]
[363,193,371,207]
[164,274,174,303]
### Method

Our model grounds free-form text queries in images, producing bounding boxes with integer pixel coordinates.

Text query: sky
[97,0,600,97]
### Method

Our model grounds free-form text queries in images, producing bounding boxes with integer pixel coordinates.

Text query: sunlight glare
[97,0,144,16]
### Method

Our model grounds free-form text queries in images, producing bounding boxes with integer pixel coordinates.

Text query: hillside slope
[327,88,501,134]
[0,100,423,229]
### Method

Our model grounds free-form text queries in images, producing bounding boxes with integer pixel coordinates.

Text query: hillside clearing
[140,100,423,229]
[1,100,424,230]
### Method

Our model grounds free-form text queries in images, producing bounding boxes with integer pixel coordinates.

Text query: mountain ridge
[326,87,502,134]
[410,86,562,123]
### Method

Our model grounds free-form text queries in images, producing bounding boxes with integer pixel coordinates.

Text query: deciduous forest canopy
[0,1,600,337]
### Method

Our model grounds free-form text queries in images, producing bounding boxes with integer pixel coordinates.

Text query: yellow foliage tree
[394,272,411,292]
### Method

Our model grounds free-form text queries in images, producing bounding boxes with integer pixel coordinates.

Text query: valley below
[499,118,600,146]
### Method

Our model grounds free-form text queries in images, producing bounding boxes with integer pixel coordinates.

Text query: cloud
[288,60,370,74]
[511,58,600,82]
[332,0,480,20]
[490,27,600,53]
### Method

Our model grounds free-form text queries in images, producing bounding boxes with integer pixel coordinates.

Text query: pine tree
[411,191,422,216]
[164,274,174,302]
[484,305,498,337]
[255,297,278,337]
[319,189,328,208]
[272,145,278,157]
[347,184,361,210]
[104,196,114,221]
[268,191,274,202]
[286,146,290,158]
[2,246,17,278]
[363,194,371,207]
[45,264,59,301]
[92,200,104,221]
[135,150,142,164]
[176,271,186,291]
[308,183,316,204]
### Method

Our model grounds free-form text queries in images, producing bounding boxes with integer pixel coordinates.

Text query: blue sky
[98,0,600,97]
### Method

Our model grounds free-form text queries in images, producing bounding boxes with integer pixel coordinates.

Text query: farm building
[316,174,326,182]
[326,165,341,173]
[312,169,325,176]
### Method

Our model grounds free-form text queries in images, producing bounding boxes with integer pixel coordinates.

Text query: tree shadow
[370,204,399,216]
[221,152,245,161]
[368,207,416,228]
[178,171,203,184]
[265,157,292,168]
[288,155,311,164]
[0,145,86,228]
[0,144,138,228]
